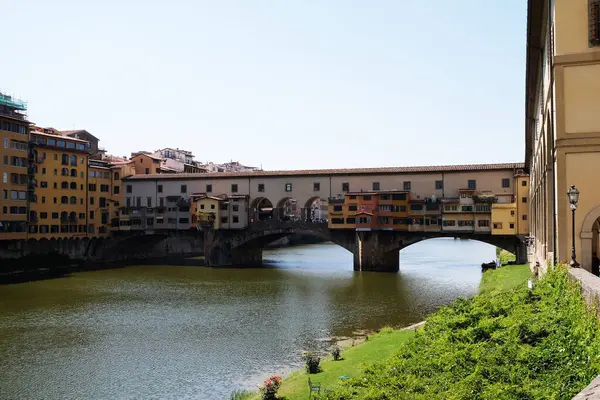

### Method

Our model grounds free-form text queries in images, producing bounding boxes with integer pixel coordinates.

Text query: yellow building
[29,127,89,239]
[328,191,411,230]
[194,195,223,229]
[0,92,31,240]
[88,160,113,236]
[526,0,600,272]
[109,161,135,231]
[491,203,518,235]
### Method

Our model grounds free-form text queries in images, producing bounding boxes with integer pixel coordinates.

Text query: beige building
[526,0,600,273]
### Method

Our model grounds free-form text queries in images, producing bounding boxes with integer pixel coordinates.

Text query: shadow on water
[0,238,492,400]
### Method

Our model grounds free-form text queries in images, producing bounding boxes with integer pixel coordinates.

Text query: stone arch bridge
[204,220,527,272]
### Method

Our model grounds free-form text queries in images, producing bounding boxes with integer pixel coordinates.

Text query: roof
[31,130,88,143]
[346,190,408,196]
[123,162,526,181]
[61,129,99,141]
[131,152,164,161]
[524,0,546,172]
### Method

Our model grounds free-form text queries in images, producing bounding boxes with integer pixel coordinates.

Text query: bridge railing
[248,220,329,231]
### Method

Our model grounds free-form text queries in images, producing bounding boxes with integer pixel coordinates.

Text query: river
[0,238,493,400]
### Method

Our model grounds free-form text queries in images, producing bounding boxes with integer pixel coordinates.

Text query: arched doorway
[580,205,600,275]
[250,197,273,221]
[276,197,297,220]
[304,196,327,222]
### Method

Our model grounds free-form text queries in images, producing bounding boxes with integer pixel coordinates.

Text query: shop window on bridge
[478,220,490,227]
[378,216,389,224]
[362,195,371,201]
[400,205,407,212]
[348,205,357,211]
[346,217,356,224]
[380,195,389,200]
[333,205,342,212]
[40,225,49,234]
[461,206,473,212]
[443,220,456,226]
[331,218,344,224]
[410,204,423,211]
[358,217,371,224]
[493,222,503,229]
[458,220,474,227]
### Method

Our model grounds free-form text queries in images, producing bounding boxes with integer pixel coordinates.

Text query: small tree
[302,351,322,374]
[258,376,282,400]
[330,345,341,361]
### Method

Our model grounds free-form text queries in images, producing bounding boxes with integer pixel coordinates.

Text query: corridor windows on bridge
[257,183,264,192]
[206,184,212,193]
[372,182,380,190]
[231,184,238,193]
[403,181,411,191]
[477,220,490,227]
[502,178,510,188]
[313,182,320,191]
[342,182,349,192]
[435,180,443,190]
[468,180,477,189]
[285,183,292,192]
[331,217,344,224]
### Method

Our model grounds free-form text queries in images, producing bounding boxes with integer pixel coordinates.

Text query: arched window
[61,181,68,189]
[114,172,120,180]
[70,169,77,177]
[60,211,68,220]
[69,211,77,221]
[61,196,68,204]
[61,154,69,165]
[61,168,69,176]
[70,182,77,190]
[70,196,77,204]
[70,155,77,166]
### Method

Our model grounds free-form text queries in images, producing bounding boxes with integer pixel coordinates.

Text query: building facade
[525,0,600,273]
[0,92,31,240]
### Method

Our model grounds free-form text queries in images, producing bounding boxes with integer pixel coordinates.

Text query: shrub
[302,351,321,374]
[330,345,341,361]
[258,376,282,400]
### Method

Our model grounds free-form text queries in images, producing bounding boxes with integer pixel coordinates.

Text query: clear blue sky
[3,0,526,170]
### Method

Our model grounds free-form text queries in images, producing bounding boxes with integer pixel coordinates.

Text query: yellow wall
[491,203,517,235]
[29,141,89,239]
[88,165,112,237]
[132,154,161,175]
[515,176,530,235]
[196,197,221,229]
[563,64,600,135]
[109,163,135,230]
[555,0,597,56]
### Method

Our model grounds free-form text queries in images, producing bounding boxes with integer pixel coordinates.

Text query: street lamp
[568,185,580,267]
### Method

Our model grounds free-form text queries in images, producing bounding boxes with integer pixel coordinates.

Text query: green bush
[324,265,600,400]
[302,351,322,374]
[330,345,341,361]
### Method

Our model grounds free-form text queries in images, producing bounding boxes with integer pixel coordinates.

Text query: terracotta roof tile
[124,162,526,181]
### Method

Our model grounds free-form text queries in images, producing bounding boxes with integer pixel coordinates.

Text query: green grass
[250,328,416,400]
[496,248,517,265]
[323,265,600,399]
[479,263,531,294]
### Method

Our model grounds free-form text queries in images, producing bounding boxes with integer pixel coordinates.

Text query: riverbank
[243,263,600,400]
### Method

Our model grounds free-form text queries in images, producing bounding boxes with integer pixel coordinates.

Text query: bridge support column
[515,242,527,265]
[353,231,399,272]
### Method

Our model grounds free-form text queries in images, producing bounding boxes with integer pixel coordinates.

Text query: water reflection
[0,238,492,400]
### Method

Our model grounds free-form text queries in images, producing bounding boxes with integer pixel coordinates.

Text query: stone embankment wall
[570,269,600,400]
[0,234,204,271]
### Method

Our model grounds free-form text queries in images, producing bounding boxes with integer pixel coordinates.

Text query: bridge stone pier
[202,221,527,272]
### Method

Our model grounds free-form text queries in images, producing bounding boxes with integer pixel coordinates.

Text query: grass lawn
[250,328,416,400]
[479,263,531,294]
[496,248,517,265]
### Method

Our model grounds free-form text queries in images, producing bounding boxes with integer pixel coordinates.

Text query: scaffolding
[0,92,27,111]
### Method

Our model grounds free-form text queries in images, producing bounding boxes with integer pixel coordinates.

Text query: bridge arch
[275,197,297,220]
[304,196,327,222]
[250,197,274,221]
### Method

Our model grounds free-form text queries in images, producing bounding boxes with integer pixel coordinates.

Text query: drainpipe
[548,0,557,266]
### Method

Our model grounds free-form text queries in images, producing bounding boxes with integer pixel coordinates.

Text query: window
[493,222,503,229]
[3,138,7,148]
[477,219,490,227]
[590,0,600,46]
[231,184,238,193]
[392,193,406,201]
[232,204,239,212]
[521,180,527,186]
[285,183,292,192]
[136,197,142,207]
[468,180,476,189]
[181,185,187,193]
[126,197,131,207]
[114,186,120,194]
[510,223,515,229]
[126,185,132,193]
[90,197,95,205]
[99,197,107,208]
[346,217,356,224]
[257,184,264,192]
[146,197,152,207]
[403,181,411,191]
[333,205,343,212]
[400,205,407,212]
[314,182,320,191]
[145,168,149,174]
[331,218,344,224]
[89,184,97,192]
[348,205,357,211]
[410,204,423,211]
[522,197,527,203]
[435,180,443,190]
[90,211,95,220]
[342,182,349,192]
[232,216,239,223]
[502,178,510,188]
[442,220,456,226]
[206,184,212,193]
[220,217,228,224]
[70,196,77,204]
[372,182,380,190]
[522,214,528,220]
[362,195,371,200]
[100,184,109,192]
[70,182,77,190]
[61,154,69,165]
[157,185,163,193]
